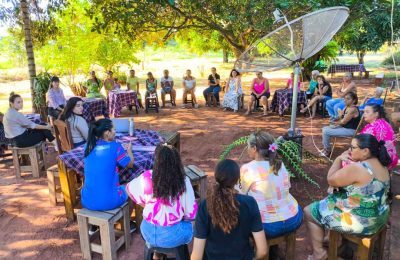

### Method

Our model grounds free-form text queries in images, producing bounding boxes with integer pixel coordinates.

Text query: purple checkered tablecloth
[328,64,366,74]
[108,91,139,118]
[271,89,307,116]
[58,129,164,184]
[82,98,109,123]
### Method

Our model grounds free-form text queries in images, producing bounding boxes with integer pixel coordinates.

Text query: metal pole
[290,63,301,133]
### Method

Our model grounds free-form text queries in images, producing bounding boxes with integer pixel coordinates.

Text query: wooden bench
[265,232,296,260]
[11,142,45,178]
[328,225,387,260]
[77,202,131,260]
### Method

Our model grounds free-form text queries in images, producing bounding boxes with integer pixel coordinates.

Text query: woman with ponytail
[192,159,267,260]
[81,118,134,211]
[4,92,55,148]
[240,131,302,241]
[305,134,390,260]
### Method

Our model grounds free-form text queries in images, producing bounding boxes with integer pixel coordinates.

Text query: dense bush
[382,52,400,67]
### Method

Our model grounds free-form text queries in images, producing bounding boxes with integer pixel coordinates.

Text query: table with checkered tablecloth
[58,129,164,184]
[108,90,139,117]
[327,64,367,75]
[271,89,307,116]
[81,98,109,123]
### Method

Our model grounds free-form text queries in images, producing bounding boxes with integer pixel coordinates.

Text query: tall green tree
[336,0,400,64]
[0,0,66,111]
[87,0,380,61]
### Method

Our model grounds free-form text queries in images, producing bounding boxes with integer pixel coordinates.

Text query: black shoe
[88,225,99,236]
[130,220,137,234]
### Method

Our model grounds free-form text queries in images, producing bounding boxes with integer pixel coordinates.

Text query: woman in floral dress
[304,134,391,260]
[222,69,243,112]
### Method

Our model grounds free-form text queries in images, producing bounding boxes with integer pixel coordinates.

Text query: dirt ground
[0,78,398,259]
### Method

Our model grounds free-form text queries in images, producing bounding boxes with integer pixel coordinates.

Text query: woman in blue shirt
[82,118,134,211]
[359,87,384,111]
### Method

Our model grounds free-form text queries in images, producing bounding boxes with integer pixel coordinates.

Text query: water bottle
[129,118,134,137]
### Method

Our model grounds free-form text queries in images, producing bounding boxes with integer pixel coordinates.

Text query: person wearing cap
[306,70,319,99]
[103,70,115,95]
[359,87,384,111]
[47,76,66,121]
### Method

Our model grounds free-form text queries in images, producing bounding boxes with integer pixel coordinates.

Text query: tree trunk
[222,49,228,63]
[356,51,365,64]
[20,0,37,112]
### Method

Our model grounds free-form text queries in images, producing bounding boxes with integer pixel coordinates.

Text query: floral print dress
[222,78,243,111]
[310,162,389,235]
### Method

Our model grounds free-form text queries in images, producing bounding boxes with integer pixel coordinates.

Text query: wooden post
[12,149,21,179]
[47,170,57,206]
[328,231,340,260]
[58,159,75,221]
[285,232,296,260]
[30,147,40,178]
[99,221,116,260]
[358,238,371,260]
[77,214,92,260]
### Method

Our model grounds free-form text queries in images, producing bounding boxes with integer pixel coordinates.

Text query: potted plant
[219,135,320,188]
[33,72,52,121]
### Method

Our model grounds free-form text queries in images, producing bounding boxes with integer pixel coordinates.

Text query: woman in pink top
[340,104,398,170]
[239,131,302,240]
[245,72,270,116]
[126,144,197,251]
[286,72,301,91]
[360,104,398,169]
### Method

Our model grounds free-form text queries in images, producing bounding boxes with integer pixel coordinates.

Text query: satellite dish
[235,6,350,132]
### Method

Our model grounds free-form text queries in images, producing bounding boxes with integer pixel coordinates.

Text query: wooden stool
[11,142,45,178]
[184,165,207,200]
[206,92,217,107]
[47,164,62,206]
[237,94,244,110]
[144,243,190,260]
[145,95,159,113]
[265,232,296,260]
[328,226,387,260]
[184,93,194,107]
[77,202,131,260]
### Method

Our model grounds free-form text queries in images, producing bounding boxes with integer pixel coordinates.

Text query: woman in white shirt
[59,97,89,148]
[4,93,54,148]
[182,69,198,108]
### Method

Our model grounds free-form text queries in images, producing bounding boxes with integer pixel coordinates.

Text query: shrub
[382,51,400,67]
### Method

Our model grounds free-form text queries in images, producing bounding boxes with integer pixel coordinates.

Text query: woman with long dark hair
[240,131,302,241]
[321,92,361,156]
[357,104,398,169]
[300,75,332,118]
[191,159,268,260]
[126,144,197,253]
[305,134,391,260]
[4,92,55,148]
[58,97,88,148]
[47,76,66,121]
[222,69,243,112]
[81,118,134,211]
